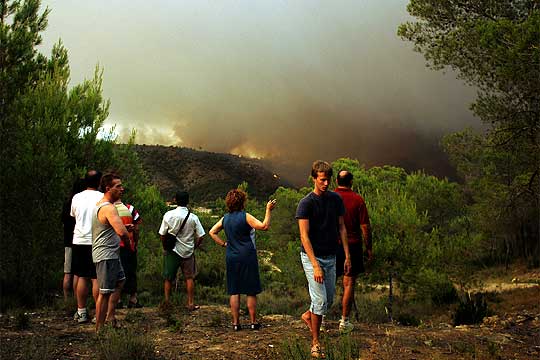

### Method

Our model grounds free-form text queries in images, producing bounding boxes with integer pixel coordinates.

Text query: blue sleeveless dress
[223,211,261,295]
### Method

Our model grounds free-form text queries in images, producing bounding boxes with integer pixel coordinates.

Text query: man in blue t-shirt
[296,160,351,358]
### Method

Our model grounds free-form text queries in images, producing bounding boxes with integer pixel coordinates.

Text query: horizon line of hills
[131,144,458,204]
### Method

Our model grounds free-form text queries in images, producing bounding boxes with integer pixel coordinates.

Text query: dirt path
[1,276,539,359]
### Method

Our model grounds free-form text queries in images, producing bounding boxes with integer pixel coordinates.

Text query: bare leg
[106,280,124,322]
[310,313,322,346]
[342,275,356,318]
[186,278,195,308]
[129,292,138,303]
[63,273,73,302]
[246,295,257,323]
[230,294,240,325]
[73,275,79,298]
[164,279,173,303]
[91,278,99,305]
[76,277,89,309]
[95,292,110,332]
[301,310,313,332]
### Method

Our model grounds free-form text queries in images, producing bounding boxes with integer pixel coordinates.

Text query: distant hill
[133,145,292,203]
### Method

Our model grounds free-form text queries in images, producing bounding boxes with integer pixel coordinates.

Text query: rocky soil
[1,270,539,360]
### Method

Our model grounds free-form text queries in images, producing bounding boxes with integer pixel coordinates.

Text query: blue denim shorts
[301,252,336,316]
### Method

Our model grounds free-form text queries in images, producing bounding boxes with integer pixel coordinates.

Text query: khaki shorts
[163,251,197,280]
[64,247,72,274]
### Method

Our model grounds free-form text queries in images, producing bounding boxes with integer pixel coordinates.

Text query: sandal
[311,344,326,359]
[186,304,200,311]
[232,324,241,331]
[249,323,261,330]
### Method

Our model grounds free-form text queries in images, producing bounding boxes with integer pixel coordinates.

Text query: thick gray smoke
[41,0,480,185]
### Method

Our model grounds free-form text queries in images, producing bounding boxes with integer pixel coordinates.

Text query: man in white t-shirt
[159,191,205,310]
[70,170,103,323]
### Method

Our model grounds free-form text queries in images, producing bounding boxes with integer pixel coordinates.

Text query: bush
[95,327,158,360]
[411,268,458,305]
[453,292,490,326]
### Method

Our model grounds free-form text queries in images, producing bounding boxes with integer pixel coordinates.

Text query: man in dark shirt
[335,170,373,333]
[296,160,351,358]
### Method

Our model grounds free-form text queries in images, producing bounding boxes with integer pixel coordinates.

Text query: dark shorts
[95,259,125,294]
[71,244,97,279]
[120,247,137,294]
[163,251,197,280]
[336,242,364,278]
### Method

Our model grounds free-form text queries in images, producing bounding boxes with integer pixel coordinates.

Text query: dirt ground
[1,269,539,360]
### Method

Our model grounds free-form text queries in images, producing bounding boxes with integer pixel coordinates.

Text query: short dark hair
[85,170,102,189]
[337,170,353,187]
[225,189,246,213]
[175,191,189,206]
[311,160,333,179]
[100,173,120,192]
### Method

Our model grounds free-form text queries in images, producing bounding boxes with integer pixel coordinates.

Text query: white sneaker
[73,311,89,324]
[339,320,354,334]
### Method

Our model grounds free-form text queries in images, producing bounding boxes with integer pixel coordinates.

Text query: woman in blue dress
[209,189,276,330]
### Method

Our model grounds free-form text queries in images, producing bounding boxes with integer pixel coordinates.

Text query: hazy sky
[40,0,480,179]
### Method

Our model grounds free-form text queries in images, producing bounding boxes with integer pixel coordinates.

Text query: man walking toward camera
[159,191,205,310]
[296,160,351,358]
[335,170,373,333]
[92,174,132,332]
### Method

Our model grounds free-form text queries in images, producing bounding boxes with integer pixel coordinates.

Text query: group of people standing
[61,160,372,359]
[62,171,142,332]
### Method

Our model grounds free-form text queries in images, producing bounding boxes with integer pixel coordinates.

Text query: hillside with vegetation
[0,0,538,359]
[132,144,292,203]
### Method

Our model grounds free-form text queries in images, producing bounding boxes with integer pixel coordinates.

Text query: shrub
[411,268,458,305]
[95,327,158,360]
[453,292,490,326]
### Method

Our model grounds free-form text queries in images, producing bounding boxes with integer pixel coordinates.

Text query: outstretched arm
[209,217,227,247]
[246,199,276,231]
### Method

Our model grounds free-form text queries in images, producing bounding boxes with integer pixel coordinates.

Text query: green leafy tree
[399,0,540,264]
[0,0,133,307]
[332,158,470,305]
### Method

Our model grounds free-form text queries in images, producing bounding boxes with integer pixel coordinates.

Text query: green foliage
[332,158,471,303]
[443,129,539,264]
[0,0,113,307]
[0,0,169,308]
[351,294,389,324]
[411,268,457,305]
[399,1,540,265]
